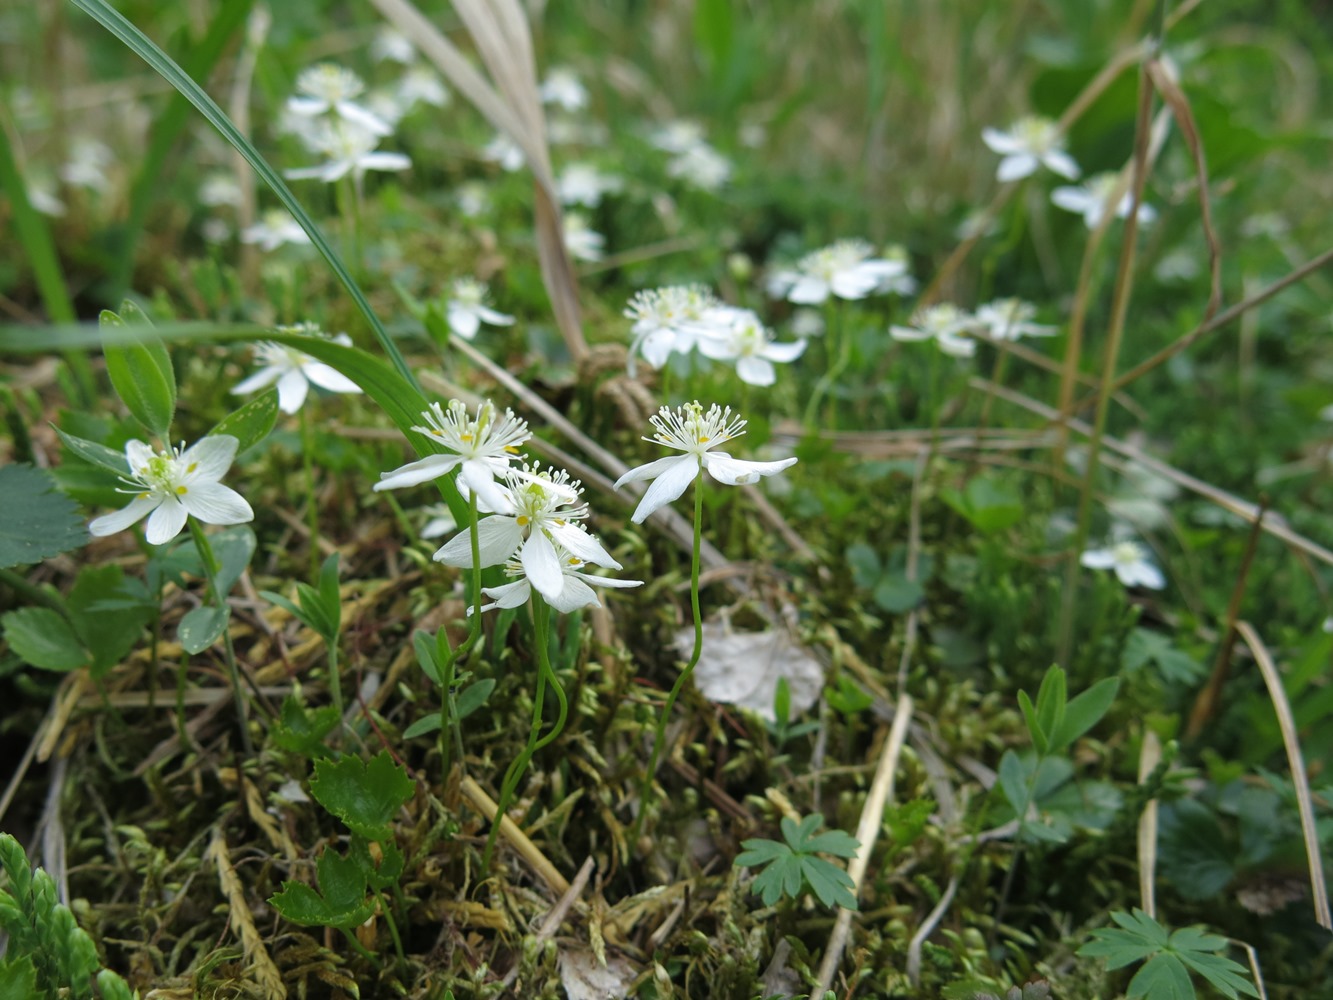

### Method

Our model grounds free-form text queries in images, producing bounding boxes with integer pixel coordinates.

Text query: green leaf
[455,678,495,721]
[1,607,88,671]
[801,829,860,858]
[1127,954,1194,1000]
[66,564,152,678]
[413,629,441,685]
[872,572,924,613]
[1017,689,1049,755]
[269,848,374,930]
[800,856,858,910]
[1033,666,1067,752]
[68,0,414,385]
[52,426,130,475]
[402,713,443,739]
[179,525,255,599]
[208,388,280,454]
[178,605,229,654]
[1171,930,1258,998]
[317,553,342,633]
[773,676,791,726]
[0,956,38,998]
[941,476,1025,534]
[0,464,87,568]
[827,674,873,716]
[997,750,1032,819]
[309,751,415,840]
[272,691,340,756]
[349,836,404,892]
[1048,676,1119,752]
[101,309,176,438]
[734,838,790,868]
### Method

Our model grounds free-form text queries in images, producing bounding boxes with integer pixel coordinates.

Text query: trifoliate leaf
[0,464,87,568]
[1,607,88,671]
[309,750,415,840]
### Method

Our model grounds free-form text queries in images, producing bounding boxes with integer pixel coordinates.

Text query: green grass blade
[67,0,417,389]
[0,125,74,323]
[109,0,256,297]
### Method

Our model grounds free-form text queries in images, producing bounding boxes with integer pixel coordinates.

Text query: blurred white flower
[666,143,732,191]
[232,328,362,414]
[371,27,414,64]
[445,278,514,340]
[613,402,798,523]
[877,245,918,295]
[695,309,806,387]
[288,63,392,136]
[1080,539,1165,590]
[198,173,242,208]
[476,545,641,614]
[556,162,623,207]
[891,303,977,356]
[624,285,720,375]
[790,308,825,339]
[539,67,589,112]
[972,298,1055,341]
[482,133,525,172]
[26,175,65,217]
[375,399,530,513]
[981,116,1080,182]
[1052,173,1156,229]
[420,503,457,540]
[650,120,706,154]
[396,65,449,112]
[89,436,253,545]
[455,181,491,218]
[201,218,232,244]
[285,122,410,184]
[562,213,604,261]
[771,239,907,305]
[547,118,609,146]
[60,138,114,192]
[240,209,311,251]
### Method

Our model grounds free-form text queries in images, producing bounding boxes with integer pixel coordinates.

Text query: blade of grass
[109,0,256,298]
[68,0,416,388]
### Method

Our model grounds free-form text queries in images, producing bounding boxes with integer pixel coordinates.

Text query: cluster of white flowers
[891,298,1056,358]
[623,286,805,386]
[767,239,913,304]
[374,400,641,612]
[650,119,732,191]
[981,116,1157,230]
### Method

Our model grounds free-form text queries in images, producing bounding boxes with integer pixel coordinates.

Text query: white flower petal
[180,481,254,526]
[435,516,522,567]
[521,528,565,600]
[357,151,411,173]
[703,454,797,486]
[459,461,512,514]
[996,153,1038,182]
[981,127,1022,154]
[232,367,284,395]
[448,306,481,340]
[630,454,701,523]
[479,579,531,610]
[762,339,807,362]
[787,276,830,304]
[736,355,776,386]
[276,368,310,414]
[303,362,361,394]
[546,576,600,613]
[375,454,461,491]
[550,523,620,568]
[145,497,191,544]
[1043,149,1081,180]
[1079,548,1116,569]
[614,455,691,489]
[89,495,160,537]
[477,306,515,327]
[125,440,155,470]
[183,435,238,482]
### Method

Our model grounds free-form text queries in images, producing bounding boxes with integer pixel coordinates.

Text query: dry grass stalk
[1136,729,1162,918]
[460,774,571,897]
[209,829,287,999]
[1234,621,1332,930]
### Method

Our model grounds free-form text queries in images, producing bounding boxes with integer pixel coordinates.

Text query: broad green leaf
[402,713,443,739]
[180,525,256,599]
[52,427,130,475]
[0,956,38,998]
[317,553,342,633]
[735,838,790,867]
[1049,676,1119,752]
[209,389,280,454]
[66,564,152,678]
[269,848,375,929]
[997,750,1032,819]
[178,605,229,654]
[941,476,1025,534]
[272,692,339,756]
[1,607,87,672]
[413,630,441,684]
[309,750,415,840]
[872,573,924,613]
[68,0,414,384]
[773,676,791,726]
[0,464,87,568]
[1174,940,1259,998]
[801,829,860,858]
[455,678,495,721]
[800,856,857,910]
[1127,954,1194,1000]
[101,310,176,438]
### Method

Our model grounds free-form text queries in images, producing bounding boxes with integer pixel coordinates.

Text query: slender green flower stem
[325,640,343,730]
[372,886,406,967]
[438,492,481,780]
[802,299,845,428]
[483,595,559,869]
[299,405,320,581]
[188,519,253,754]
[632,482,704,847]
[338,927,380,970]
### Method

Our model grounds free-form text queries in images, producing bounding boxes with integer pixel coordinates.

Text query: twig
[1234,621,1332,930]
[906,876,959,986]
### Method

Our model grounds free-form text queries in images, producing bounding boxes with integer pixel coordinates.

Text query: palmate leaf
[1127,955,1194,1000]
[1079,909,1257,1000]
[310,750,415,841]
[0,464,87,568]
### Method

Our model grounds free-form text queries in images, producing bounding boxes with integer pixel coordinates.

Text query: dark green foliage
[735,814,860,910]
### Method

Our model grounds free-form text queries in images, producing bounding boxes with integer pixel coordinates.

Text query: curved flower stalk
[89,436,253,545]
[444,278,514,340]
[232,327,362,414]
[614,402,798,523]
[288,63,392,137]
[374,399,529,513]
[616,402,797,844]
[434,463,621,601]
[695,308,806,387]
[768,239,907,305]
[981,115,1080,182]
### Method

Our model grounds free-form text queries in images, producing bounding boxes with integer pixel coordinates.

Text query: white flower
[482,133,525,172]
[374,399,530,513]
[475,546,641,615]
[613,402,799,523]
[1051,173,1156,229]
[371,27,414,64]
[877,245,918,295]
[287,63,392,136]
[890,303,977,358]
[89,436,254,545]
[453,181,491,219]
[26,175,65,217]
[981,116,1080,182]
[556,163,623,207]
[972,298,1056,341]
[60,138,114,192]
[539,67,588,112]
[240,209,310,251]
[790,308,825,339]
[396,65,449,112]
[770,239,907,305]
[232,327,362,414]
[623,285,721,375]
[445,278,514,340]
[199,173,242,208]
[420,503,457,540]
[666,143,731,191]
[695,309,806,387]
[563,213,604,261]
[433,463,622,602]
[201,218,231,244]
[1080,539,1165,589]
[285,122,411,184]
[649,120,706,154]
